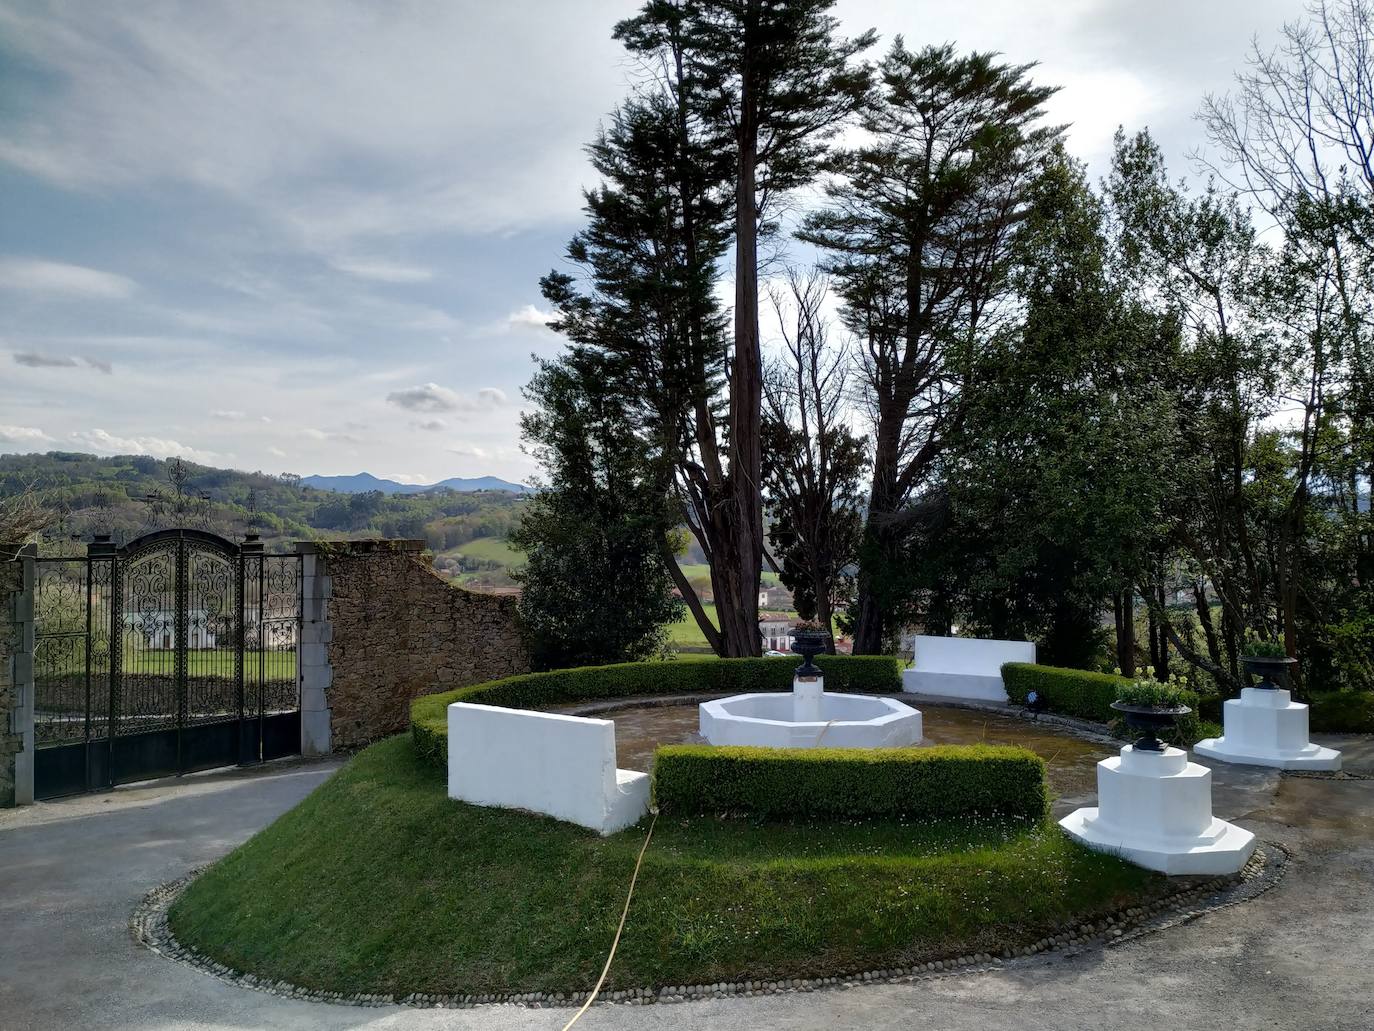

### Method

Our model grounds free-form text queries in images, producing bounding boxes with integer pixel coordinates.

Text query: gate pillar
[3,543,36,807]
[297,543,333,756]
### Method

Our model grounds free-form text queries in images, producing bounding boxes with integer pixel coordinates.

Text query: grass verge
[170,735,1168,997]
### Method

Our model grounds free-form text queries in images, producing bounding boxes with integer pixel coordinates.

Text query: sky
[0,0,1300,484]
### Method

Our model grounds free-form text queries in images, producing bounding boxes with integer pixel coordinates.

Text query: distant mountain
[301,472,531,495]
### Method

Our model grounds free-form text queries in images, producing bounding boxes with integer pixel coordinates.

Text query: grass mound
[169,735,1169,997]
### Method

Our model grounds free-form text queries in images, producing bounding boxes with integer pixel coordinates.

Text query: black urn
[1109,699,1192,753]
[1240,655,1296,690]
[788,626,831,677]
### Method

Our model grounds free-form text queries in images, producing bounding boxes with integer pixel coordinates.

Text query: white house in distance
[123,609,224,650]
[759,613,795,653]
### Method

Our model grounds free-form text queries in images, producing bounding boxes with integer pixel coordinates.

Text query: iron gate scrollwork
[32,529,302,799]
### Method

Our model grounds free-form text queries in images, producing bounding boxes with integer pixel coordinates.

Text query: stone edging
[130,842,1286,1011]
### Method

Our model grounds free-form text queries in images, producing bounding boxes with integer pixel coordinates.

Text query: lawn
[42,647,295,679]
[668,602,719,649]
[169,734,1168,997]
[450,536,525,568]
[676,563,782,588]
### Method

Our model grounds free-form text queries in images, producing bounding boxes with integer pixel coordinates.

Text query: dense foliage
[410,655,902,765]
[526,1,1373,702]
[653,743,1048,821]
[511,355,683,668]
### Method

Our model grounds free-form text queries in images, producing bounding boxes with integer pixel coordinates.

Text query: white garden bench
[900,635,1036,703]
[447,702,650,835]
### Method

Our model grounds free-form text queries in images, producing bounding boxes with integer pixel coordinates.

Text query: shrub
[1243,638,1288,659]
[411,655,903,766]
[1004,662,1210,746]
[1002,662,1131,722]
[653,743,1048,822]
[1115,679,1192,709]
[1308,690,1374,734]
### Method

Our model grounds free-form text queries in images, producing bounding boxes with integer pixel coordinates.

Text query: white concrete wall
[901,635,1035,703]
[447,702,649,835]
[909,635,1036,675]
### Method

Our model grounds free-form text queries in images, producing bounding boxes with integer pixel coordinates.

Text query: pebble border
[131,841,1285,1011]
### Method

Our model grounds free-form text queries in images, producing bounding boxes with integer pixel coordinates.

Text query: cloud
[446,443,490,459]
[330,257,435,283]
[385,472,431,484]
[302,427,362,444]
[12,350,113,373]
[0,258,136,299]
[211,409,248,421]
[507,304,556,330]
[267,445,288,458]
[386,382,462,412]
[413,419,447,432]
[14,351,78,369]
[0,424,54,445]
[69,428,217,463]
[386,382,511,415]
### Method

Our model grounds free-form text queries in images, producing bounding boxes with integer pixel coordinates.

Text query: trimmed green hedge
[653,743,1048,821]
[411,655,903,767]
[1002,662,1132,722]
[1309,690,1374,734]
[1002,661,1217,745]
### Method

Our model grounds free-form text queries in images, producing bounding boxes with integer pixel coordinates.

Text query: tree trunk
[1114,589,1136,676]
[852,418,903,654]
[1154,582,1170,681]
[716,24,764,657]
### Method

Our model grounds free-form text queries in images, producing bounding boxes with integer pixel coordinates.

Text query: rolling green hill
[0,451,529,560]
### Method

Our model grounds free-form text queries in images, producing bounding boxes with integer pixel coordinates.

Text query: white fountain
[700,629,922,749]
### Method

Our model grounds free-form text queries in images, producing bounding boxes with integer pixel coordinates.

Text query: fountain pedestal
[793,674,823,723]
[1194,688,1341,770]
[1059,745,1256,875]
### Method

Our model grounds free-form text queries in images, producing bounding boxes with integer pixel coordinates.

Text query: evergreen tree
[801,40,1059,653]
[612,0,874,655]
[511,353,683,669]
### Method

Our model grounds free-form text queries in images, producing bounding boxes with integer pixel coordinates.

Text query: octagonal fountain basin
[700,691,922,749]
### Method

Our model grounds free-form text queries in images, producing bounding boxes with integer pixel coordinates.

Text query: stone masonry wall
[313,540,530,750]
[1,545,35,807]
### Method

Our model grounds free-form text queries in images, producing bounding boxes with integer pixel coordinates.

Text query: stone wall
[1,545,35,807]
[303,540,529,751]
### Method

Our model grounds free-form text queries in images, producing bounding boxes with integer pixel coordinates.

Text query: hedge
[1002,661,1218,745]
[1309,690,1374,734]
[1001,662,1133,722]
[652,743,1048,822]
[411,655,903,767]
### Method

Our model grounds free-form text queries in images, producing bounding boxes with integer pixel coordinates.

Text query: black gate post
[239,534,263,765]
[89,535,116,792]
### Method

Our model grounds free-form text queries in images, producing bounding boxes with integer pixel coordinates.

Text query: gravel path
[1,735,1370,1031]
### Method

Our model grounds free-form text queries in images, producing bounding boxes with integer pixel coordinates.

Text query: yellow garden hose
[561,810,659,1030]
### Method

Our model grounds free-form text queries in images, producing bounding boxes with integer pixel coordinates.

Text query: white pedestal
[793,675,823,723]
[1193,689,1341,771]
[1059,745,1256,875]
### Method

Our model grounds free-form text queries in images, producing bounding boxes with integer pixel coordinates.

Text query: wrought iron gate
[32,530,302,800]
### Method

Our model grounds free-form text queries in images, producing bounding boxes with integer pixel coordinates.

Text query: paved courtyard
[1,737,1371,1031]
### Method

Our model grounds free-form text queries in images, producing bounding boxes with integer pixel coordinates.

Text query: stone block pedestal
[1193,688,1341,771]
[1059,745,1256,875]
